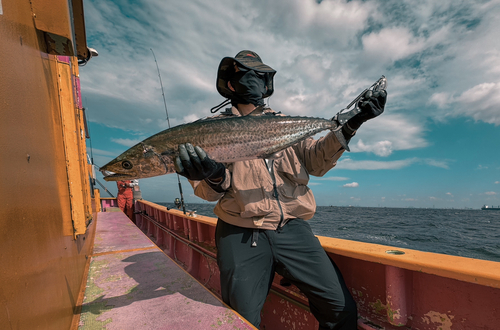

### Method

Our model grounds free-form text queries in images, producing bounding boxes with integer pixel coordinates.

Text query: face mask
[230,70,266,107]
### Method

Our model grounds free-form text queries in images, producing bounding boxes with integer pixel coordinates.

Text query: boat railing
[125,199,500,329]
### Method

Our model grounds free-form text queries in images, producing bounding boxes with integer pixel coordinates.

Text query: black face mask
[229,70,266,107]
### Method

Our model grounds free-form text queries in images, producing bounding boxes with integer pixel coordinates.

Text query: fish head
[100,144,175,181]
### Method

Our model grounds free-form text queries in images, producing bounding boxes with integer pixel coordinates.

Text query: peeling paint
[370,299,387,315]
[385,295,403,324]
[369,298,403,325]
[421,311,454,330]
[387,306,402,324]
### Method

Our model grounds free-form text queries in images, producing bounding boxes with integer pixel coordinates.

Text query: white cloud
[80,0,500,140]
[354,140,393,157]
[315,176,350,181]
[485,191,497,196]
[92,148,119,157]
[362,27,426,64]
[495,181,500,184]
[423,159,450,170]
[429,92,453,109]
[456,83,500,125]
[111,138,143,147]
[343,182,359,188]
[335,158,415,170]
[430,83,500,125]
[349,113,428,156]
[335,157,450,170]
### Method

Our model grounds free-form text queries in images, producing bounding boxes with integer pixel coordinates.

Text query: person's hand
[347,89,387,131]
[174,143,225,181]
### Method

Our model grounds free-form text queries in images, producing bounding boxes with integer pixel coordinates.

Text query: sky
[80,0,500,209]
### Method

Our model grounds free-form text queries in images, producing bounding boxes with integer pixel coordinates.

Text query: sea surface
[159,203,500,263]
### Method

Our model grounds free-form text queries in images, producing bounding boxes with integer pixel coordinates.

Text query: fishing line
[95,178,115,198]
[150,48,187,214]
[84,97,94,165]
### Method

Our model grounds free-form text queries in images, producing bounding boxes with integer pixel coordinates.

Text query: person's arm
[293,133,345,176]
[295,90,387,176]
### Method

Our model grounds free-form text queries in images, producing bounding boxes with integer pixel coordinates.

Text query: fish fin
[261,151,284,160]
[333,128,350,152]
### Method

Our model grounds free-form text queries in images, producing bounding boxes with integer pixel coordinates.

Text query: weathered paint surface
[421,311,453,330]
[0,0,95,328]
[78,211,255,329]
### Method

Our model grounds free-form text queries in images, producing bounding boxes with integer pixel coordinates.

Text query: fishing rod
[150,48,187,214]
[95,178,115,198]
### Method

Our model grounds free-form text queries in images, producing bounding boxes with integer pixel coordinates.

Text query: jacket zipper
[265,159,285,231]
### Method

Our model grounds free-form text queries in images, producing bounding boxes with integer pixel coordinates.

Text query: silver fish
[100,115,337,181]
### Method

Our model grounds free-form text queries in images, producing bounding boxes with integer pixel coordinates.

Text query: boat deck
[77,208,255,329]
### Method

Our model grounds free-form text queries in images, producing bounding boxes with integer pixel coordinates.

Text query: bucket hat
[216,50,276,100]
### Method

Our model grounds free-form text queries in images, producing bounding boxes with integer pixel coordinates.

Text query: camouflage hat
[216,50,277,99]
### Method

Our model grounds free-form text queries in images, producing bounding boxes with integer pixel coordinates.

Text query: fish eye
[122,161,133,169]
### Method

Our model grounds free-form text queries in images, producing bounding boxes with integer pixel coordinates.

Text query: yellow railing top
[319,236,500,288]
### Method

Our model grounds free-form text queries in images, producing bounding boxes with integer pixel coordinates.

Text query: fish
[100,115,339,181]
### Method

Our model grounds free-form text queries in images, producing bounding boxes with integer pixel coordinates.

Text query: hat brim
[216,56,276,100]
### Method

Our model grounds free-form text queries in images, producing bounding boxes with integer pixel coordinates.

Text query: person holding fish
[176,50,387,329]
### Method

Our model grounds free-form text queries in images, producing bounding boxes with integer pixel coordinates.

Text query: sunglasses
[233,62,266,77]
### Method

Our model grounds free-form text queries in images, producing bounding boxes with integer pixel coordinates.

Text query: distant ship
[481,205,500,210]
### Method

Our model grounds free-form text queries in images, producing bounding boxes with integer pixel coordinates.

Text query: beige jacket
[190,108,346,230]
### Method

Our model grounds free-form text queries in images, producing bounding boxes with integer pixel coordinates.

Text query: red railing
[130,200,500,330]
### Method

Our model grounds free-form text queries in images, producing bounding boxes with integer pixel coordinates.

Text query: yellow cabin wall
[0,0,95,329]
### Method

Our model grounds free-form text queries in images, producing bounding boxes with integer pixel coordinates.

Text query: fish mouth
[100,170,135,181]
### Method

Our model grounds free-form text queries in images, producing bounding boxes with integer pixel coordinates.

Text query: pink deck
[78,210,254,329]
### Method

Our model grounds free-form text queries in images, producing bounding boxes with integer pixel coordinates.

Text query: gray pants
[215,218,357,329]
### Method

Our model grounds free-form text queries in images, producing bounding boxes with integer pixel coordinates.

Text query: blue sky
[80,0,500,209]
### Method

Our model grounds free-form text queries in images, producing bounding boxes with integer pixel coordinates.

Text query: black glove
[346,89,387,131]
[174,143,225,181]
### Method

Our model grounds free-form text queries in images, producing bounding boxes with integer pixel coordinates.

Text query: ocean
[159,203,500,263]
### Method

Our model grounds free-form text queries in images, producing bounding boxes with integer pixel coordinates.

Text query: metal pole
[150,48,186,214]
[95,179,115,198]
